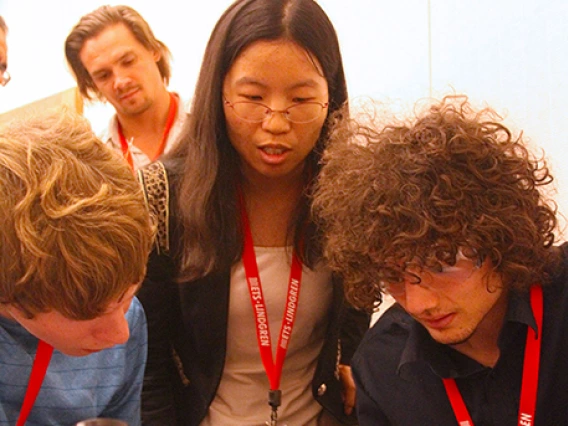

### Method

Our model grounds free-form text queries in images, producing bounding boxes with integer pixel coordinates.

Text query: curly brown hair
[313,96,558,312]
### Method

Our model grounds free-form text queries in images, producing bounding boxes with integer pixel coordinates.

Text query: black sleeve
[353,364,392,426]
[138,249,180,426]
[339,302,371,365]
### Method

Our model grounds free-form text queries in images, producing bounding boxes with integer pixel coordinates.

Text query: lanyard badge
[239,190,301,426]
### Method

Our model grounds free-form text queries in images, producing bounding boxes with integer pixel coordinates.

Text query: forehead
[56,282,140,321]
[79,23,149,70]
[224,39,327,91]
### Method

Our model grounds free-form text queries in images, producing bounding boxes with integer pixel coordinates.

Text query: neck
[242,172,305,201]
[240,165,307,247]
[451,289,510,367]
[0,303,15,321]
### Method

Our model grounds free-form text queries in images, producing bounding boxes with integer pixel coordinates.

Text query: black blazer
[138,166,369,426]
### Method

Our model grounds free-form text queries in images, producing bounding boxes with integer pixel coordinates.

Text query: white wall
[1,0,567,234]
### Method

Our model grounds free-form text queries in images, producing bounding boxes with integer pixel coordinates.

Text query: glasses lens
[231,102,268,122]
[229,101,326,123]
[287,102,325,123]
[432,259,478,281]
[379,269,408,296]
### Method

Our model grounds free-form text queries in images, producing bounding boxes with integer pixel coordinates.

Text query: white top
[99,94,189,171]
[200,246,334,426]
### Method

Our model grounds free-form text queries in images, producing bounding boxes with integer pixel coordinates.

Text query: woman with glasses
[137,1,369,425]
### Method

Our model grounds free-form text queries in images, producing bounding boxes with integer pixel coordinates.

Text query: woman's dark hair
[168,0,348,280]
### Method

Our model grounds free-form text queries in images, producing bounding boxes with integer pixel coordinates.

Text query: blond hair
[0,109,154,319]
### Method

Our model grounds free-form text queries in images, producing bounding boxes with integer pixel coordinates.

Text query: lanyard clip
[268,389,282,409]
[267,389,281,426]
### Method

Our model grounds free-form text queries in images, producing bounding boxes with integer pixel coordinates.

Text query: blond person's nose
[95,310,131,346]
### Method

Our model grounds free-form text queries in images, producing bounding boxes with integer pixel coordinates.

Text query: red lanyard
[239,194,303,414]
[443,285,544,426]
[17,340,54,426]
[118,92,178,171]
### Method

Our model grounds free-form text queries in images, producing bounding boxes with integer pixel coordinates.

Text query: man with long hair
[65,5,188,171]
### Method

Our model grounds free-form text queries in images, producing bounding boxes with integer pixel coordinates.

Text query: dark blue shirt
[352,245,568,426]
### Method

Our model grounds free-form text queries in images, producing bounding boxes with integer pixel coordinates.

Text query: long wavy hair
[167,0,348,281]
[313,96,559,312]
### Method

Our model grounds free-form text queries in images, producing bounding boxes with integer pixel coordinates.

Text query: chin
[60,348,101,357]
[427,327,475,346]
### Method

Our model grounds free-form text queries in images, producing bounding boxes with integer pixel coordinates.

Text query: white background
[1,0,567,237]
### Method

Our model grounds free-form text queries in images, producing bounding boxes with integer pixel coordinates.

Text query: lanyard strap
[118,92,178,171]
[518,285,543,425]
[442,378,474,426]
[239,194,302,393]
[443,285,543,426]
[17,340,54,426]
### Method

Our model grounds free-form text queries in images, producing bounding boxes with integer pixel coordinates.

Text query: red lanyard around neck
[17,340,54,426]
[118,92,178,171]
[238,191,303,409]
[442,285,544,426]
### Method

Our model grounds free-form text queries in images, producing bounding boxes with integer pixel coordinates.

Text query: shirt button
[317,384,327,396]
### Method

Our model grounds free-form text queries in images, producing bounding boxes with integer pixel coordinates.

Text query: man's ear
[153,49,161,63]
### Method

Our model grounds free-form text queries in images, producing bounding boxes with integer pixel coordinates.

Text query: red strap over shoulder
[17,340,54,426]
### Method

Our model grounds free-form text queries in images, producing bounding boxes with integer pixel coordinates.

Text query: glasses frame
[380,251,482,297]
[224,98,329,124]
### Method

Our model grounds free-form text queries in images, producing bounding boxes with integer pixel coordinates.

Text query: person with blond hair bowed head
[136,0,369,425]
[0,110,154,425]
[312,96,568,425]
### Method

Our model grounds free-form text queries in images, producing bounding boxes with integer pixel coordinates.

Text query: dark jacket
[138,164,369,426]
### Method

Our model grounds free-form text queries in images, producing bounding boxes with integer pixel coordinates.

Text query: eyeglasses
[224,98,328,124]
[0,65,10,87]
[380,253,482,297]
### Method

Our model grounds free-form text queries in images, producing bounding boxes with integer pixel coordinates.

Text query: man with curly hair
[313,96,568,425]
